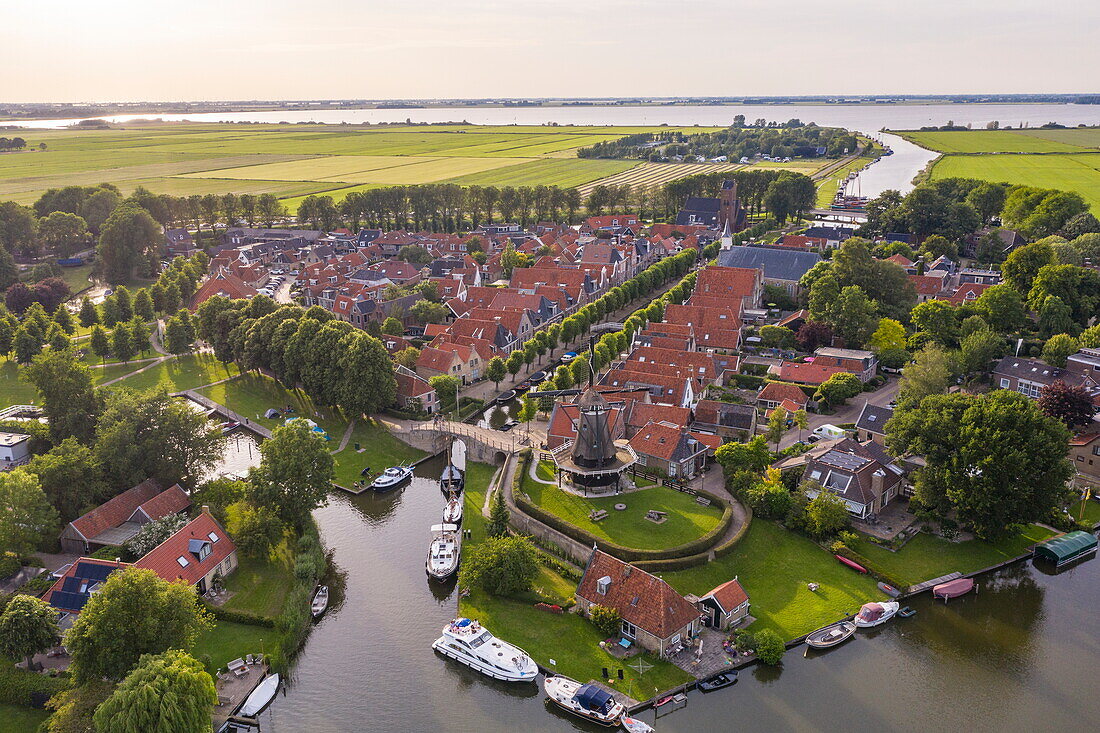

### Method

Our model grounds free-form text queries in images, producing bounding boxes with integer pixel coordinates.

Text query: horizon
[2,0,1097,103]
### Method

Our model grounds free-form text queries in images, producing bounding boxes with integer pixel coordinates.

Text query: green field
[521,462,723,550]
[899,129,1093,153]
[0,703,50,732]
[929,153,1100,211]
[0,122,725,207]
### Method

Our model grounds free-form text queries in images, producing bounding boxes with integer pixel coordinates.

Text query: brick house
[855,402,894,445]
[575,550,702,656]
[695,578,750,631]
[59,480,191,555]
[395,365,439,414]
[774,438,906,519]
[813,347,879,382]
[757,382,809,412]
[691,399,757,440]
[628,420,719,480]
[133,510,238,596]
[1069,431,1100,490]
[190,270,259,309]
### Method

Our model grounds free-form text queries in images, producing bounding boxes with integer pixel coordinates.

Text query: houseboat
[431,617,538,682]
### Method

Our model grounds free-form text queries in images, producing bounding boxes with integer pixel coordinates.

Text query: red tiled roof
[134,486,191,523]
[692,266,761,304]
[629,420,702,462]
[70,479,166,541]
[939,282,990,306]
[774,361,849,386]
[758,381,809,405]
[908,274,945,296]
[417,346,460,373]
[885,253,914,267]
[704,579,748,613]
[190,270,259,308]
[626,402,690,431]
[577,550,699,641]
[133,513,236,587]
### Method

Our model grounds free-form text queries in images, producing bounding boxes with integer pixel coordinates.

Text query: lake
[251,454,1100,732]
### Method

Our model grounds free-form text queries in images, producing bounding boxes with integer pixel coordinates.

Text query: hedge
[0,661,69,708]
[633,503,753,572]
[202,602,276,629]
[269,518,327,672]
[512,475,734,563]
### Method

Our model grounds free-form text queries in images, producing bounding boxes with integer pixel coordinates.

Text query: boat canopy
[1035,531,1098,566]
[858,602,884,621]
[575,683,613,713]
[431,524,459,533]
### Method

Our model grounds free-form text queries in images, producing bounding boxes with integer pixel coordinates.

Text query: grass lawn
[220,526,295,620]
[92,361,153,385]
[930,152,1100,212]
[662,520,884,640]
[1069,497,1100,527]
[191,620,280,674]
[107,353,235,393]
[0,358,38,406]
[197,371,347,437]
[331,419,425,488]
[459,461,692,700]
[521,463,723,550]
[851,525,1057,588]
[0,703,50,732]
[899,129,1090,154]
[57,262,96,295]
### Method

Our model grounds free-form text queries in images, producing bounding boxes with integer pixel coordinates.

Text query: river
[248,452,1100,733]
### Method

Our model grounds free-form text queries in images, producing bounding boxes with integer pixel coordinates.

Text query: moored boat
[426,523,461,581]
[854,601,900,628]
[877,581,901,597]
[496,390,516,404]
[543,675,624,727]
[440,439,466,494]
[431,617,538,682]
[371,465,413,491]
[310,585,329,618]
[239,673,280,717]
[805,620,856,649]
[442,494,463,525]
[898,606,916,618]
[620,715,655,733]
[698,671,737,692]
[933,577,975,601]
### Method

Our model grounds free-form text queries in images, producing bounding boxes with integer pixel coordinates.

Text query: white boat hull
[854,601,900,628]
[239,673,280,717]
[431,639,538,682]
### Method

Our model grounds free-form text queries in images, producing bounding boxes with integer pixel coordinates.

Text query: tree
[39,211,87,255]
[120,514,188,560]
[826,286,877,347]
[1037,380,1095,427]
[460,535,539,596]
[89,324,111,362]
[793,409,808,442]
[754,628,785,665]
[112,322,137,362]
[381,317,404,336]
[588,605,622,637]
[94,388,223,489]
[869,318,906,355]
[394,346,420,369]
[765,407,789,450]
[162,314,194,354]
[1041,333,1079,368]
[77,297,99,328]
[804,486,850,539]
[485,356,506,389]
[92,649,216,733]
[133,288,155,320]
[910,299,958,345]
[229,505,284,558]
[1002,241,1056,295]
[396,244,433,265]
[744,469,792,519]
[568,354,590,385]
[553,364,573,390]
[815,372,862,407]
[0,595,59,670]
[429,374,460,414]
[22,347,98,442]
[959,328,1005,375]
[1028,264,1100,327]
[409,300,448,325]
[486,489,510,538]
[0,470,58,555]
[247,420,334,527]
[715,436,773,475]
[506,351,524,382]
[52,304,75,335]
[896,345,953,410]
[26,438,107,522]
[11,325,42,364]
[973,284,1027,333]
[886,391,1073,539]
[1080,324,1100,349]
[97,202,160,284]
[795,320,833,352]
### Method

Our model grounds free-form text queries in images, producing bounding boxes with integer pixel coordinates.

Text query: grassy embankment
[459,461,693,700]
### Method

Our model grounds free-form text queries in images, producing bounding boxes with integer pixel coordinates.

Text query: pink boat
[836,555,869,574]
[933,578,975,601]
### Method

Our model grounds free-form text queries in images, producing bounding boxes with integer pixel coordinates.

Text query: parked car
[561,352,578,363]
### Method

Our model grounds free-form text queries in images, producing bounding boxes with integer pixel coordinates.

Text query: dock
[905,571,962,596]
[178,390,273,439]
[212,660,270,730]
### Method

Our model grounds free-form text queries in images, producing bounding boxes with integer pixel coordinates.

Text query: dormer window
[596,576,611,595]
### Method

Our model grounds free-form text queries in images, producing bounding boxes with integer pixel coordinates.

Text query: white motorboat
[310,585,329,618]
[442,494,463,525]
[371,465,413,491]
[620,716,655,733]
[239,673,280,717]
[853,601,900,628]
[426,523,461,581]
[543,675,624,727]
[431,617,538,682]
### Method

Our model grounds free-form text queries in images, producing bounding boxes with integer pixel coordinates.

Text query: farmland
[898,128,1100,213]
[0,122,726,207]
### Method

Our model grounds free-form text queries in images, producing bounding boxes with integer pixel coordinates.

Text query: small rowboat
[898,606,916,618]
[310,585,329,618]
[697,671,737,692]
[933,578,975,601]
[805,620,856,649]
[496,390,516,405]
[620,716,655,733]
[239,673,280,717]
[877,581,901,597]
[836,555,868,574]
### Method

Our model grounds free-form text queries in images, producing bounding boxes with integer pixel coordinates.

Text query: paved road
[777,377,899,450]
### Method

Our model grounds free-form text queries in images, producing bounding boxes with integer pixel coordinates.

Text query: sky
[3,0,1098,102]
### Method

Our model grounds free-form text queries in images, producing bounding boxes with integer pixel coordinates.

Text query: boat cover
[575,684,613,713]
[858,602,884,621]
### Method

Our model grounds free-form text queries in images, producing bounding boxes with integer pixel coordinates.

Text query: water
[254,445,1100,732]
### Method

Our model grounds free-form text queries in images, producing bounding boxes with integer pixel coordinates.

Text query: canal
[255,453,1100,732]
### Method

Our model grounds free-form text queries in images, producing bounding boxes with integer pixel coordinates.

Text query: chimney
[201,505,211,515]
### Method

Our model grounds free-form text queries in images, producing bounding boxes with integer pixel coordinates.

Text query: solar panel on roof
[51,591,88,611]
[61,576,81,593]
[820,451,871,471]
[75,562,114,582]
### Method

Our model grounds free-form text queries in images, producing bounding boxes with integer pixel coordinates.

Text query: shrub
[588,604,622,637]
[461,536,539,597]
[0,660,69,707]
[755,629,785,665]
[123,514,188,558]
[229,504,284,559]
[0,552,20,579]
[733,629,756,652]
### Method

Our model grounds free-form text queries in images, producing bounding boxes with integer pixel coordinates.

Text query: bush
[588,604,621,637]
[20,574,57,597]
[755,629,785,665]
[0,660,70,707]
[461,536,539,596]
[0,552,20,580]
[201,602,276,628]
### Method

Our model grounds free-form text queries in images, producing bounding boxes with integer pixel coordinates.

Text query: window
[670,633,681,646]
[176,557,189,568]
[198,544,211,561]
[208,532,219,543]
[621,620,637,639]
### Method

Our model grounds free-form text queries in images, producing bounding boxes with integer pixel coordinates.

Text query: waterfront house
[775,438,906,519]
[59,479,191,555]
[695,579,750,631]
[1069,430,1100,490]
[395,365,439,415]
[575,550,702,656]
[133,509,238,596]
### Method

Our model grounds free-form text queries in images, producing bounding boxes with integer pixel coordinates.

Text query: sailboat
[440,438,466,494]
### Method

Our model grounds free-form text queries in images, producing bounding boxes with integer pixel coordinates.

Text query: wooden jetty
[212,660,270,730]
[906,571,962,596]
[178,391,273,440]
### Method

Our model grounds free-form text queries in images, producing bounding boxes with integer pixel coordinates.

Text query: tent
[264,409,280,419]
